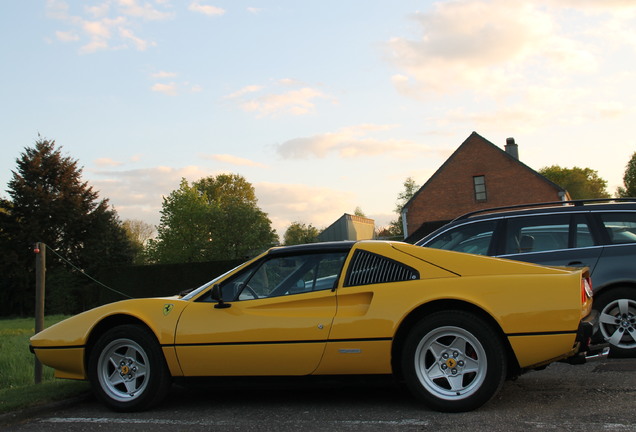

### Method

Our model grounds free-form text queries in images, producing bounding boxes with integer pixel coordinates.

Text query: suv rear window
[600,213,636,244]
[504,214,594,254]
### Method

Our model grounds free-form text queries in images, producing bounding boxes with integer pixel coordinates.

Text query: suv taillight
[581,277,593,304]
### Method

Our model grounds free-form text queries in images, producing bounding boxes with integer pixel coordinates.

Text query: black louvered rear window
[344,250,419,287]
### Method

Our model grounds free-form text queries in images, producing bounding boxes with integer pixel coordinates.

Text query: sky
[1,0,635,238]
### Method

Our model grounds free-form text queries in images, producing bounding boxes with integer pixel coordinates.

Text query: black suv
[415,199,636,356]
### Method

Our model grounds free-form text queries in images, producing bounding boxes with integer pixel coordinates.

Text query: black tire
[594,287,636,358]
[401,310,507,412]
[88,325,171,411]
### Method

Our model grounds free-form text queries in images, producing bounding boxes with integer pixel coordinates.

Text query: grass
[0,315,91,414]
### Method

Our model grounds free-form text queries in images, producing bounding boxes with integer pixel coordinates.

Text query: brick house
[402,131,570,242]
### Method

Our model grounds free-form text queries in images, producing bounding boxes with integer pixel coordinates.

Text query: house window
[473,175,487,202]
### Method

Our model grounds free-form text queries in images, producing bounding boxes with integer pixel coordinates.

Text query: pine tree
[1,137,134,315]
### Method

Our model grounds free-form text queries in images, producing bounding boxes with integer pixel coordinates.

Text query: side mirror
[211,284,231,309]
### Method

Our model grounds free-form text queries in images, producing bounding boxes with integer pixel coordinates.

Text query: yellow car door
[174,251,346,376]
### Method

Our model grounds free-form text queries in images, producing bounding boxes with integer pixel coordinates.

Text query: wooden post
[34,242,46,384]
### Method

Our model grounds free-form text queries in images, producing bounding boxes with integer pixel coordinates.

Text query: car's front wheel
[401,310,507,412]
[88,325,171,411]
[595,287,636,357]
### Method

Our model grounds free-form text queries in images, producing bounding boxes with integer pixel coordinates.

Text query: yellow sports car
[31,240,600,412]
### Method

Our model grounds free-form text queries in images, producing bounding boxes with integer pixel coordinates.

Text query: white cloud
[596,101,627,119]
[276,124,430,159]
[387,0,596,97]
[119,27,154,51]
[150,81,203,95]
[189,1,226,16]
[80,40,109,54]
[151,82,178,95]
[225,85,263,99]
[243,87,327,116]
[55,30,79,42]
[255,182,356,235]
[202,154,268,168]
[545,0,636,11]
[151,71,178,79]
[46,0,170,53]
[90,166,355,237]
[150,71,202,94]
[226,81,334,117]
[85,3,110,18]
[587,13,636,49]
[94,157,124,167]
[116,0,173,21]
[45,0,70,20]
[90,165,212,226]
[82,19,112,39]
[278,78,302,87]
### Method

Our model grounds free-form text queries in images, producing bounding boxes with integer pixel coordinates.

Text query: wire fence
[43,243,134,300]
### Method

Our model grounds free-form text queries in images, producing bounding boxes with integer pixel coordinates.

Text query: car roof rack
[453,198,636,222]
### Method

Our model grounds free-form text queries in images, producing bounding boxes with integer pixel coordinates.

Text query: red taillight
[581,277,593,304]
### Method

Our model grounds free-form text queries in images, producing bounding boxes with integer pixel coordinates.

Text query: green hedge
[96,259,243,305]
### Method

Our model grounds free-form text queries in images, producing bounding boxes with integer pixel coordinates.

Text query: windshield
[180,263,245,301]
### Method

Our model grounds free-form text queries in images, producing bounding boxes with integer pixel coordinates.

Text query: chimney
[505,137,519,160]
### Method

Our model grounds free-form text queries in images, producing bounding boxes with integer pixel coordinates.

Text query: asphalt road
[4,357,636,432]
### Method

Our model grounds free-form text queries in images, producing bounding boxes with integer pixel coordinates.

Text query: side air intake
[345,250,419,287]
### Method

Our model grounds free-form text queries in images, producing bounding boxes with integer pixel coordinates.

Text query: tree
[147,174,278,263]
[539,165,610,199]
[194,174,278,259]
[123,219,155,245]
[354,207,367,218]
[284,222,320,245]
[122,219,155,264]
[194,173,257,207]
[146,179,216,264]
[387,177,420,238]
[617,152,636,198]
[0,137,134,315]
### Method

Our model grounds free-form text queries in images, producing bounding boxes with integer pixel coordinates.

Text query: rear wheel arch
[592,284,636,356]
[391,300,520,381]
[593,282,636,300]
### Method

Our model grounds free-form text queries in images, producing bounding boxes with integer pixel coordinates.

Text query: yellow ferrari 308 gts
[31,240,600,412]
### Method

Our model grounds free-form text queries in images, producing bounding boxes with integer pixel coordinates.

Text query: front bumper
[565,309,609,364]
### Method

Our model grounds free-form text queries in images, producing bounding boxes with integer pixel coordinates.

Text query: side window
[425,220,497,256]
[505,214,573,254]
[211,252,347,301]
[600,212,636,244]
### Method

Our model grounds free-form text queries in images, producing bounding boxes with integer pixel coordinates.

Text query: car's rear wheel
[88,325,171,411]
[595,287,636,357]
[401,310,507,412]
